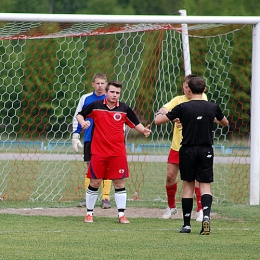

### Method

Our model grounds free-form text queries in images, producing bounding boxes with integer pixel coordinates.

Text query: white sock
[118,212,124,218]
[114,188,127,210]
[86,188,98,213]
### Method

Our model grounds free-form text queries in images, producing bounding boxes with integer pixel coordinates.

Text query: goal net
[0,14,251,205]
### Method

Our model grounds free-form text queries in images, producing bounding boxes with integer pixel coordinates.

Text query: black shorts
[179,145,214,183]
[83,141,91,162]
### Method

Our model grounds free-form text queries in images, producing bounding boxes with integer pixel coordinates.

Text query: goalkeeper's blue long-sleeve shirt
[72,92,106,142]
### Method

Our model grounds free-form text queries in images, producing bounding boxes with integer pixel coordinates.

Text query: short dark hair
[184,74,198,82]
[105,80,123,91]
[188,77,206,94]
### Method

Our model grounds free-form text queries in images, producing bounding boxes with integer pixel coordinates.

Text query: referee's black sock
[182,198,193,227]
[201,194,212,219]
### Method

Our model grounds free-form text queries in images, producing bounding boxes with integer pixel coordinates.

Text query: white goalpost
[180,10,192,76]
[250,22,260,205]
[0,12,259,205]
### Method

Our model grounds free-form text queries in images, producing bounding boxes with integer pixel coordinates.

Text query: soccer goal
[0,12,259,205]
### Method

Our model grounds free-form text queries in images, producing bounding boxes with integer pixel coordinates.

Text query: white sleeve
[72,94,90,133]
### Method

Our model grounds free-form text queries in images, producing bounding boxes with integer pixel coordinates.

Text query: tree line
[1,0,260,16]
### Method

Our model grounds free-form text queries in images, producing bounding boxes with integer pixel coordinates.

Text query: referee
[154,76,229,235]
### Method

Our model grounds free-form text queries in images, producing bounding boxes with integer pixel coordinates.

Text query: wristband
[155,112,164,116]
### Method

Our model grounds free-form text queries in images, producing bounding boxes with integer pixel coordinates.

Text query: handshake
[72,133,83,153]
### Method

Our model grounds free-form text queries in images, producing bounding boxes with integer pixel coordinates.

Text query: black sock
[201,194,212,219]
[182,198,193,226]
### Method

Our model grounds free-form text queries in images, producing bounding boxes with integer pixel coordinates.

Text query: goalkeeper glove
[72,133,83,153]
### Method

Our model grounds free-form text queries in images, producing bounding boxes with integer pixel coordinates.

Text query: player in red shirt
[77,80,151,224]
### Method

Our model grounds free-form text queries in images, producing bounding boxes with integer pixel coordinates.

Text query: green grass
[0,203,260,260]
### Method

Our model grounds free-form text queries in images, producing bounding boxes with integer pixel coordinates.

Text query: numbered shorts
[179,145,214,183]
[87,154,129,180]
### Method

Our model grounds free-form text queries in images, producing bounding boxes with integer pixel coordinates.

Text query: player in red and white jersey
[77,80,151,224]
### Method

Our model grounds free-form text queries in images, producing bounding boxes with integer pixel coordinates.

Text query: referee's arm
[154,111,171,125]
[214,116,229,127]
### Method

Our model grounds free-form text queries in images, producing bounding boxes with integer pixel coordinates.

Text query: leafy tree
[83,0,135,15]
[187,25,251,136]
[0,0,49,13]
[182,0,260,15]
[0,0,257,140]
[19,38,59,138]
[0,0,18,12]
[130,0,182,15]
[0,0,260,16]
[50,0,88,14]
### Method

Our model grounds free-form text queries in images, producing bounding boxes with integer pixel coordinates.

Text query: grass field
[0,201,259,260]
[0,144,254,259]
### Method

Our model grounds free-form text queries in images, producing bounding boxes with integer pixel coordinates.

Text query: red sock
[195,187,202,212]
[166,183,177,208]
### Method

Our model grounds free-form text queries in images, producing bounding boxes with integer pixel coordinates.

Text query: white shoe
[162,206,177,219]
[196,209,203,222]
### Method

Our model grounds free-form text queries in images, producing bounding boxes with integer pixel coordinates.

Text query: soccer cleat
[84,214,93,223]
[200,216,210,235]
[196,209,203,222]
[179,225,191,233]
[77,200,86,207]
[162,206,177,219]
[102,199,111,209]
[118,215,130,224]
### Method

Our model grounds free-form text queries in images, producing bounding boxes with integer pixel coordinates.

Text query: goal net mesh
[0,20,251,204]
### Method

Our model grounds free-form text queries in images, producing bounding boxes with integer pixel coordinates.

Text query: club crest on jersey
[119,169,125,173]
[114,113,122,121]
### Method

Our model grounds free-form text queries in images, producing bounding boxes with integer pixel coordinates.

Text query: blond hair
[92,73,107,82]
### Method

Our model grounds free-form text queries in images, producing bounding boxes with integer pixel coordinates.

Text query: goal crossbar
[0,12,260,24]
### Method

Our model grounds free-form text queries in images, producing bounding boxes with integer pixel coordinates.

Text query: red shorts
[87,154,129,180]
[167,149,179,164]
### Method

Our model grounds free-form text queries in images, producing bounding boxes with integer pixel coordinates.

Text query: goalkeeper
[72,73,112,209]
